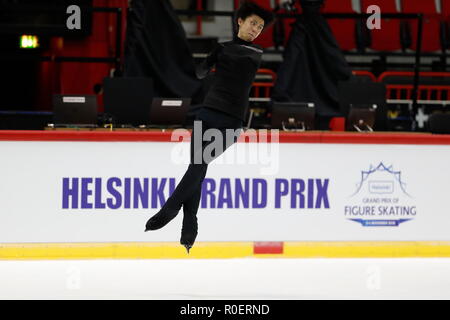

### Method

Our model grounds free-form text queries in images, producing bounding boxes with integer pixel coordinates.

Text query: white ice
[0,258,449,300]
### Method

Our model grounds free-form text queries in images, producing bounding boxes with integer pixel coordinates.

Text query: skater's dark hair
[235,0,275,31]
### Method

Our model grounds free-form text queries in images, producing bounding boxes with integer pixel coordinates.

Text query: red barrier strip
[318,132,450,145]
[0,130,174,142]
[253,242,284,255]
[0,130,450,145]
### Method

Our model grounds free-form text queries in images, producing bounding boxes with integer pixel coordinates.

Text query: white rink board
[0,140,449,243]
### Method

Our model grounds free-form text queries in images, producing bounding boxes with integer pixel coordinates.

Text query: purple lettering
[151,178,167,209]
[124,178,131,209]
[81,178,93,209]
[275,179,289,208]
[134,178,149,209]
[307,179,314,209]
[62,178,78,209]
[94,178,106,209]
[291,179,305,209]
[252,179,267,208]
[316,179,330,208]
[218,179,232,208]
[107,178,122,209]
[168,178,176,197]
[202,179,216,208]
[235,178,250,208]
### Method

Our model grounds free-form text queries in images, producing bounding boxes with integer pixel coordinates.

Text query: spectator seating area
[224,0,450,54]
[2,0,450,132]
[251,69,450,104]
[249,68,450,130]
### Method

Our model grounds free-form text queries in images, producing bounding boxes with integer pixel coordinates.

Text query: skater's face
[237,14,265,42]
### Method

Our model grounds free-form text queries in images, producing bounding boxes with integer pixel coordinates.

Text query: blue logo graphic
[349,218,412,227]
[351,162,412,198]
[345,162,416,227]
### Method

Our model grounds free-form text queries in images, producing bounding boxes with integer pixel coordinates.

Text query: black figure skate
[180,203,198,254]
[145,204,180,231]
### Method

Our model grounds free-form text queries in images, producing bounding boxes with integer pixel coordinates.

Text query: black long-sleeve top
[196,36,263,122]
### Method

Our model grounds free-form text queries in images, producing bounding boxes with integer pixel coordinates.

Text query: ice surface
[0,258,449,300]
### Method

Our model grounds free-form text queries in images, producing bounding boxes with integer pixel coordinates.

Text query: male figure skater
[145,1,275,252]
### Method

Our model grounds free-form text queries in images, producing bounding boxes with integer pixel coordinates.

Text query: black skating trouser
[164,106,244,215]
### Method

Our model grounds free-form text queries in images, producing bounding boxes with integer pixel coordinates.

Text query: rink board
[0,130,450,259]
[1,241,450,260]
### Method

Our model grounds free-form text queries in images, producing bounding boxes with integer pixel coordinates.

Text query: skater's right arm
[195,42,224,79]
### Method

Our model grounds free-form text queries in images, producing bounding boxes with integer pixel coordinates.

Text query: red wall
[37,0,128,112]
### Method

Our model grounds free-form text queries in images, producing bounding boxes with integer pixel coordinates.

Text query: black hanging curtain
[123,0,202,103]
[272,0,352,117]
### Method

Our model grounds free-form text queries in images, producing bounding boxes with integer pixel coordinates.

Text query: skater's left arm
[195,42,224,79]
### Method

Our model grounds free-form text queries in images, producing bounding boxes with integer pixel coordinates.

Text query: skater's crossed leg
[164,118,242,211]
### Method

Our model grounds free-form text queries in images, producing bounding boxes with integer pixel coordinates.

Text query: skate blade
[183,244,192,254]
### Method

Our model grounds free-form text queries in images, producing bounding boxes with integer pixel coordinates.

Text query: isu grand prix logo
[344,162,417,227]
[351,163,412,198]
